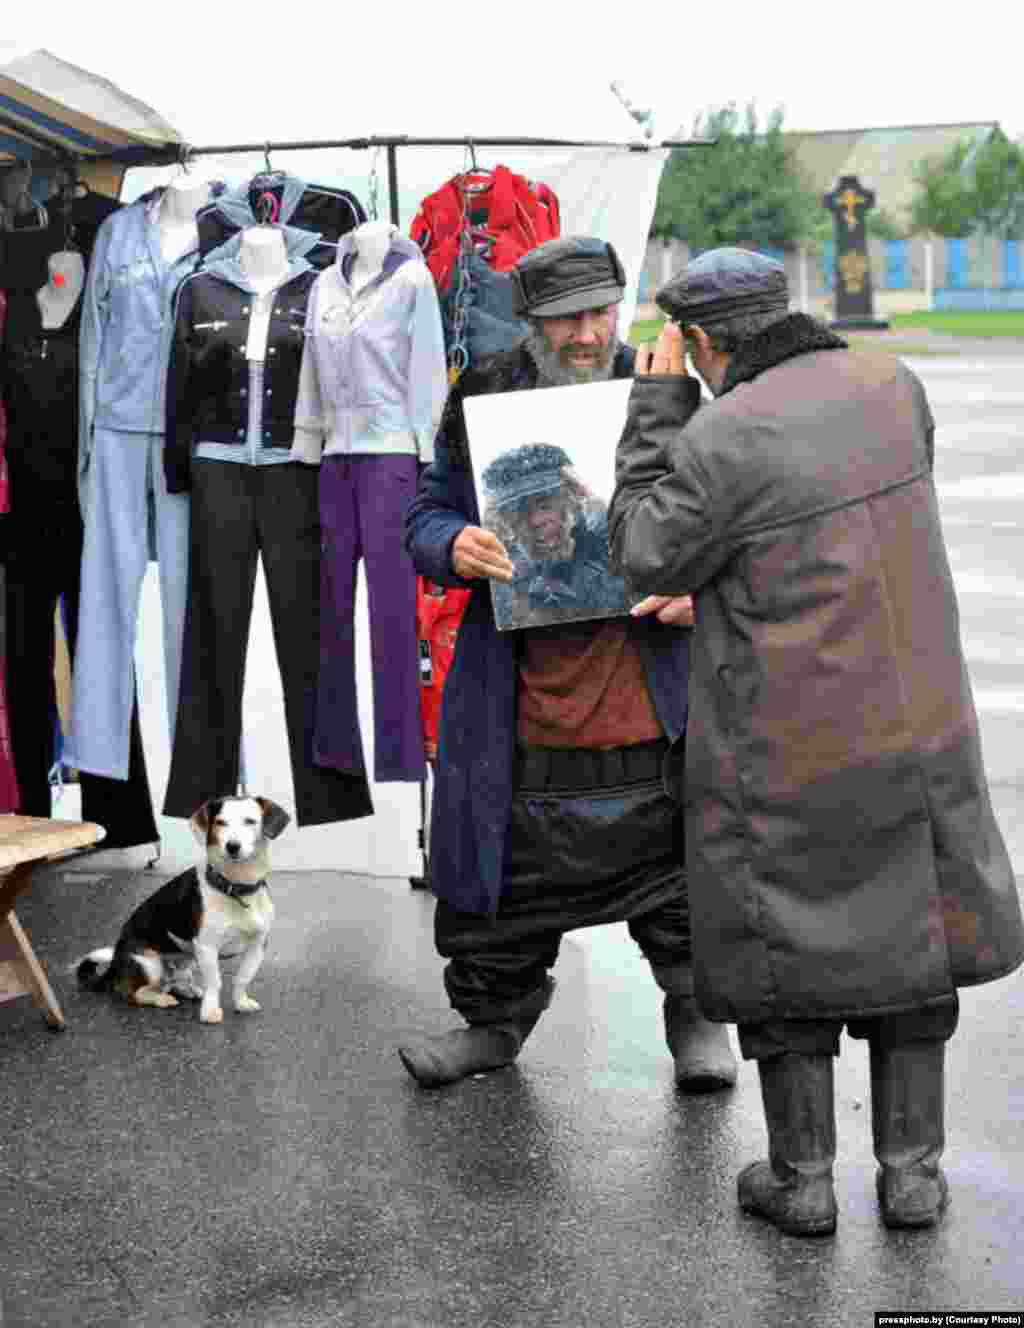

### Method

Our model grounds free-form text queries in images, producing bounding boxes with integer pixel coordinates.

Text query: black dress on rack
[0,270,159,846]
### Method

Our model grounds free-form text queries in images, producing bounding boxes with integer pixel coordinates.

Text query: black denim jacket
[164,267,316,493]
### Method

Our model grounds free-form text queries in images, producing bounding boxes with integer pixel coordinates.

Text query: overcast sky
[4,5,1021,147]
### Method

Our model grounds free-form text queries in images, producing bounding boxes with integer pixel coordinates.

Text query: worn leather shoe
[876,1160,948,1229]
[738,1160,837,1236]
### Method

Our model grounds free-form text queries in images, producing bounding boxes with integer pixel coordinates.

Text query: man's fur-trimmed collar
[720,313,847,395]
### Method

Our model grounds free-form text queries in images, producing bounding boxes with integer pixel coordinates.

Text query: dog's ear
[257,798,291,840]
[190,799,222,847]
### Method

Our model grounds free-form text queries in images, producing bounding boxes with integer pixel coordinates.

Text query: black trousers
[163,460,372,827]
[435,738,691,1025]
[737,998,960,1061]
[3,514,158,845]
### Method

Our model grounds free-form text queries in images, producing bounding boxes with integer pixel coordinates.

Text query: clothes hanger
[460,140,494,194]
[250,143,285,223]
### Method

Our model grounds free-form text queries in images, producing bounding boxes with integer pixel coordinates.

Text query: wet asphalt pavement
[1,347,1022,1328]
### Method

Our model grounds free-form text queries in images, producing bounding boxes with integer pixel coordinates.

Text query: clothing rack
[175,135,713,226]
[5,133,711,226]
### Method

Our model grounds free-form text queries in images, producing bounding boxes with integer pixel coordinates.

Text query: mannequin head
[350,220,394,275]
[37,249,86,329]
[161,169,215,222]
[1,161,32,212]
[46,249,86,293]
[238,225,287,287]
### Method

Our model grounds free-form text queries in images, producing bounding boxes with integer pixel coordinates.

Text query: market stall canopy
[0,47,182,169]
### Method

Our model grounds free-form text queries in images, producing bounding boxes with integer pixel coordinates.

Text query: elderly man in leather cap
[400,236,738,1091]
[609,247,1024,1235]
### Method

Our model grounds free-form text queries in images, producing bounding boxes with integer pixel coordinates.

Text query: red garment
[0,291,8,515]
[416,577,471,760]
[410,165,561,292]
[0,290,20,809]
[518,619,662,750]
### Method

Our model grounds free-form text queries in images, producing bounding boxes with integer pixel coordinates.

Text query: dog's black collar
[205,865,267,904]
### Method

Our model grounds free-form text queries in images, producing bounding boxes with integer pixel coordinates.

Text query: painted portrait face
[514,489,577,563]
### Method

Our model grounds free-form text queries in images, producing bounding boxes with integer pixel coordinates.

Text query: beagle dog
[77,796,290,1024]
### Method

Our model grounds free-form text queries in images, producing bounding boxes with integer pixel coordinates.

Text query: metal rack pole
[176,135,713,228]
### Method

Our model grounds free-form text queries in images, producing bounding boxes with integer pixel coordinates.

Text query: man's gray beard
[524,328,620,387]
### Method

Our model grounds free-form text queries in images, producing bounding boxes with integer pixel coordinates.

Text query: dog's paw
[234,994,261,1014]
[200,1006,224,1024]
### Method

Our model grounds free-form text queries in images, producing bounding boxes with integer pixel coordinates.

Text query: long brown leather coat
[609,316,1023,1023]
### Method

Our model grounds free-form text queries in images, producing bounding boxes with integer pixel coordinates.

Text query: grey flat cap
[512,236,625,318]
[482,443,572,510]
[656,247,788,325]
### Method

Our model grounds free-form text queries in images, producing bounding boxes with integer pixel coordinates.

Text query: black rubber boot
[663,993,738,1092]
[870,1039,948,1229]
[737,1053,838,1236]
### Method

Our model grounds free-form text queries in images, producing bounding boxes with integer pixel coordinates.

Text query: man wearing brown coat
[608,248,1024,1236]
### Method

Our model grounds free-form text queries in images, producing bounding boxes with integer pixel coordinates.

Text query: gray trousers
[69,429,189,780]
[737,998,960,1060]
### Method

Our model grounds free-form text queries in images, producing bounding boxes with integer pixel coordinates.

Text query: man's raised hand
[635,321,689,377]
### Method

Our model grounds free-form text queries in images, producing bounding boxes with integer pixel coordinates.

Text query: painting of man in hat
[480,440,632,630]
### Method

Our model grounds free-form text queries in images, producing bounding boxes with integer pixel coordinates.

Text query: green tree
[909,130,1024,238]
[652,103,819,253]
[909,140,982,238]
[970,130,1024,237]
[866,207,911,242]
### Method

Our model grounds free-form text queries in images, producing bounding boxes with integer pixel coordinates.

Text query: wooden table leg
[0,860,35,919]
[0,910,66,1030]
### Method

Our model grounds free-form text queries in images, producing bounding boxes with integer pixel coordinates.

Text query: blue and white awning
[0,47,181,166]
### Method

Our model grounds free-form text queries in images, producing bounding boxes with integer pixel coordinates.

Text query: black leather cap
[657,247,788,325]
[512,236,625,318]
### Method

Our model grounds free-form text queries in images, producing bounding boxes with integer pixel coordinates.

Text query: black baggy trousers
[434,737,692,1025]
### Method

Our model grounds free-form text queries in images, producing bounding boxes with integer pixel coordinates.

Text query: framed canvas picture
[463,378,639,631]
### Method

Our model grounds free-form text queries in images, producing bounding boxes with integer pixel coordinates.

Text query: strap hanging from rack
[366,145,381,222]
[445,142,477,388]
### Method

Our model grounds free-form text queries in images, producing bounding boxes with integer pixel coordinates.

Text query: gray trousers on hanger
[68,429,189,780]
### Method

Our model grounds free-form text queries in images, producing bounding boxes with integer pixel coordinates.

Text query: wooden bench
[0,815,106,1030]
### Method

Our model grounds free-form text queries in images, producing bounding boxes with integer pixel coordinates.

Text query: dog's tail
[76,947,116,991]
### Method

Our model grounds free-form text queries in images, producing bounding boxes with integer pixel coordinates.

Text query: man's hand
[630,594,695,627]
[635,321,689,377]
[452,525,514,582]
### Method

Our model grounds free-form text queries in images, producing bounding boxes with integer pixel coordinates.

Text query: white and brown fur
[77,796,290,1024]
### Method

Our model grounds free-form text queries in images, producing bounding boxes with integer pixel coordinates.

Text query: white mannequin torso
[36,250,86,330]
[157,174,212,264]
[348,221,393,291]
[239,227,289,360]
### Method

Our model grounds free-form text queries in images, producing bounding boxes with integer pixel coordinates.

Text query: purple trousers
[316,454,425,783]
